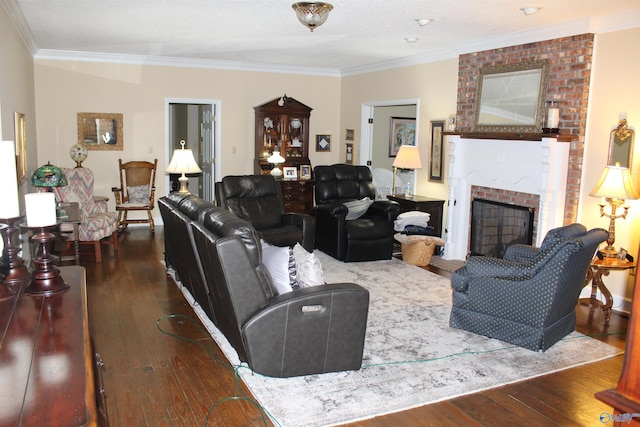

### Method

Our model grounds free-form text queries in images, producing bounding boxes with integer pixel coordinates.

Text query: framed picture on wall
[429,120,445,182]
[345,129,354,141]
[14,112,27,184]
[316,134,331,152]
[345,142,354,164]
[389,117,416,157]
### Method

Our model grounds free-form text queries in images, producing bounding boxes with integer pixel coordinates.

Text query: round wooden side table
[579,256,636,325]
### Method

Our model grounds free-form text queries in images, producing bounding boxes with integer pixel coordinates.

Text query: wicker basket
[394,233,444,267]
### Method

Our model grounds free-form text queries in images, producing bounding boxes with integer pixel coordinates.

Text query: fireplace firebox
[470,199,534,258]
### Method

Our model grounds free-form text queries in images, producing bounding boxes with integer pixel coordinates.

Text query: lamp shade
[393,145,422,170]
[31,162,68,188]
[166,141,202,174]
[267,151,285,165]
[589,165,640,200]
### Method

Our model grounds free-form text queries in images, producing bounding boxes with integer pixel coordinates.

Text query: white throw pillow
[261,240,297,295]
[292,243,325,287]
[343,197,374,220]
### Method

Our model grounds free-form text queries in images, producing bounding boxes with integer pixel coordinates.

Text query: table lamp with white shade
[166,140,202,194]
[392,145,422,196]
[589,163,640,257]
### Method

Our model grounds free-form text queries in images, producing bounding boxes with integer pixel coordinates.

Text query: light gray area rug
[171,252,621,427]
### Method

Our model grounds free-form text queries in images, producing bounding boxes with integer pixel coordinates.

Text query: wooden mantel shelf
[444,131,575,142]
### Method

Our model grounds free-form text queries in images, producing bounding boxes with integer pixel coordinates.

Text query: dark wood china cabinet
[254,96,314,213]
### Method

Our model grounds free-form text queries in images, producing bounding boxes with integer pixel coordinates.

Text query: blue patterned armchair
[449,223,607,351]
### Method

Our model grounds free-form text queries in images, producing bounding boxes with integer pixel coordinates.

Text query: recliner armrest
[314,203,348,218]
[281,212,316,251]
[242,283,369,377]
[367,200,401,221]
[281,212,313,227]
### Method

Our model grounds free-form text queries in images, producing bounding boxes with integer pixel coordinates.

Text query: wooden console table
[0,266,101,426]
[387,194,445,237]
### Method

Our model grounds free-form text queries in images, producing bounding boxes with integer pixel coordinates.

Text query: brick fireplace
[443,134,570,260]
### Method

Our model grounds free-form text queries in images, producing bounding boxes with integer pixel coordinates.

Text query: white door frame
[359,98,420,188]
[164,97,222,196]
[359,98,420,165]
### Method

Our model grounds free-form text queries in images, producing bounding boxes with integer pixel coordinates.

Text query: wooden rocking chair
[112,159,158,232]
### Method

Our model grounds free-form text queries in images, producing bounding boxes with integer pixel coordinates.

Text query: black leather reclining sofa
[159,192,370,377]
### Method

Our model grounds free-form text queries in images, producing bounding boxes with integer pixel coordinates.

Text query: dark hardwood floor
[78,227,627,426]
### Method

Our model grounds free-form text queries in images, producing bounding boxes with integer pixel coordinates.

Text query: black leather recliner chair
[313,164,401,262]
[190,207,370,377]
[215,175,315,251]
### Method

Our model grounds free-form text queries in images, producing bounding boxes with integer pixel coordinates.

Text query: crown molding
[23,9,640,77]
[1,0,38,54]
[33,49,342,77]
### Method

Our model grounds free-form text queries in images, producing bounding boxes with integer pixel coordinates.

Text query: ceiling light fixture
[292,2,333,32]
[404,38,419,43]
[520,7,541,16]
[415,18,433,26]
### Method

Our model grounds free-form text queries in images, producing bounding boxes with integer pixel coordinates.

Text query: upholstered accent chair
[313,164,401,262]
[449,223,607,351]
[215,175,315,252]
[112,159,158,232]
[53,167,119,263]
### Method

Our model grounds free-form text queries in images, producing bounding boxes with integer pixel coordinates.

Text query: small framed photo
[300,164,311,180]
[316,134,331,152]
[345,129,354,141]
[283,166,298,180]
[618,247,629,261]
[345,142,354,164]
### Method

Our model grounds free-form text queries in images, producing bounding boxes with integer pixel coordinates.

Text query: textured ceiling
[5,0,640,74]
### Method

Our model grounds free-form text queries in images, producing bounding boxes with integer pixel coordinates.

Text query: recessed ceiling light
[415,18,433,27]
[520,7,541,16]
[404,38,419,43]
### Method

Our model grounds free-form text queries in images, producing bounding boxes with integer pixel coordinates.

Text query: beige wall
[33,60,342,213]
[340,59,459,210]
[0,6,38,210]
[580,27,640,304]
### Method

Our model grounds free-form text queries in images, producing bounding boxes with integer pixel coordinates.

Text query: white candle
[547,107,559,129]
[25,193,57,226]
[0,141,20,218]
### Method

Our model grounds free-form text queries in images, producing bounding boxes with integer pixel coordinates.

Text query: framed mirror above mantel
[472,60,550,134]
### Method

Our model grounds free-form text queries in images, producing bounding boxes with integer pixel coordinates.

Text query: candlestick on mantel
[25,193,57,227]
[0,141,20,219]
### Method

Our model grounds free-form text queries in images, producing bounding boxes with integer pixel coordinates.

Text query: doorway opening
[360,99,419,197]
[165,98,220,201]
